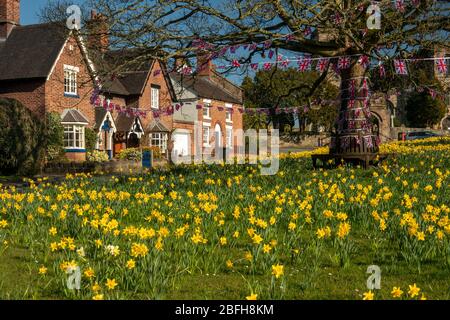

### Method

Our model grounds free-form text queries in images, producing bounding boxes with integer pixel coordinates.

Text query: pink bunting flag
[153,70,161,76]
[232,59,241,68]
[285,34,295,41]
[281,59,290,68]
[250,63,259,71]
[303,27,312,37]
[263,62,273,70]
[358,55,370,69]
[338,57,351,69]
[217,106,224,111]
[263,40,272,49]
[316,58,329,72]
[379,62,386,77]
[395,0,405,13]
[298,57,311,72]
[238,108,244,114]
[181,66,192,75]
[394,59,408,75]
[429,89,437,99]
[436,58,447,74]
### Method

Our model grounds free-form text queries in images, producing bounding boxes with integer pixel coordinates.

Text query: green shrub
[87,150,109,162]
[118,148,142,161]
[85,127,98,153]
[45,112,65,162]
[0,98,46,176]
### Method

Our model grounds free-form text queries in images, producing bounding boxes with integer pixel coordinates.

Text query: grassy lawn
[0,137,450,300]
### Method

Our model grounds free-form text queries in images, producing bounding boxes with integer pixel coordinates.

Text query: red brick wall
[0,79,46,117]
[137,60,174,131]
[45,35,96,128]
[200,98,244,154]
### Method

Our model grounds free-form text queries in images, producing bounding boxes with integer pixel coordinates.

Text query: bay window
[150,133,168,153]
[64,125,85,149]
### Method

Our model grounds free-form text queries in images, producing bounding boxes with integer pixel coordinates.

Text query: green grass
[1,139,450,300]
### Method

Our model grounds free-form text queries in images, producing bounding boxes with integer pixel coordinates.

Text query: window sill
[64,93,80,99]
[65,148,86,153]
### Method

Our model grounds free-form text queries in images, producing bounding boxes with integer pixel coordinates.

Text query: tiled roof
[170,73,242,104]
[0,23,68,81]
[148,119,170,132]
[61,109,89,124]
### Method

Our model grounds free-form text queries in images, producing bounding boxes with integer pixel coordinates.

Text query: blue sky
[21,0,51,25]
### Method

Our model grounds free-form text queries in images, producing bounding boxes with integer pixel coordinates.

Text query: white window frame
[64,65,79,96]
[63,124,85,149]
[203,99,212,120]
[151,87,160,109]
[225,103,233,123]
[226,126,233,148]
[150,133,168,154]
[203,126,211,147]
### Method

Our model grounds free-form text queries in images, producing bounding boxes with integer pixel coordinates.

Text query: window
[64,125,85,149]
[227,128,233,148]
[203,126,210,146]
[150,133,168,153]
[151,87,160,109]
[226,109,232,122]
[64,65,78,95]
[226,104,233,122]
[203,104,211,119]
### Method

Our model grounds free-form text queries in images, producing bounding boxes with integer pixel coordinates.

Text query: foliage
[87,150,110,163]
[0,98,46,176]
[242,69,338,131]
[45,112,65,162]
[406,92,447,128]
[118,148,142,161]
[85,128,98,153]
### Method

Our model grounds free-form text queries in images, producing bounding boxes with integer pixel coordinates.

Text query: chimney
[87,10,109,53]
[197,51,214,77]
[0,0,20,40]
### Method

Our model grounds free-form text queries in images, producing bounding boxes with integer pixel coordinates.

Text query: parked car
[398,131,441,141]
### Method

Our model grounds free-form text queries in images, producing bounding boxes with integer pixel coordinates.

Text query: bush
[85,127,98,153]
[46,112,65,162]
[406,92,447,128]
[87,150,109,162]
[118,148,142,161]
[0,98,46,176]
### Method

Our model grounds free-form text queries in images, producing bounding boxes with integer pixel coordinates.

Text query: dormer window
[64,65,79,96]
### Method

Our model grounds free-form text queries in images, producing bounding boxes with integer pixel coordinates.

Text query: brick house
[0,0,244,163]
[170,56,244,158]
[98,49,178,158]
[0,0,97,162]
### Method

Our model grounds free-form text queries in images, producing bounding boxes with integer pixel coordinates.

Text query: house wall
[45,35,96,127]
[0,78,46,117]
[138,60,174,133]
[199,98,244,154]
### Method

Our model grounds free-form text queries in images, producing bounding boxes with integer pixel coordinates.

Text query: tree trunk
[330,62,379,156]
